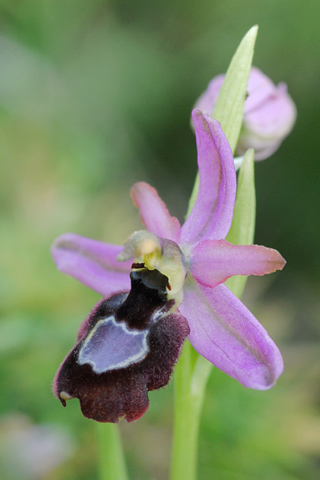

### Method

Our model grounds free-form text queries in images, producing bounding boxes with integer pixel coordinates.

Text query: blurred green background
[0,1,319,479]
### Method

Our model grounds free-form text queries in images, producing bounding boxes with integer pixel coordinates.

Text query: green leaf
[225,149,256,297]
[213,25,258,153]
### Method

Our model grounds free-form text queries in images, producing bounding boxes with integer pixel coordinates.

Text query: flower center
[117,230,187,308]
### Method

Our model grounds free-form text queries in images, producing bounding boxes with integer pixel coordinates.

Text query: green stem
[96,422,128,480]
[170,342,212,480]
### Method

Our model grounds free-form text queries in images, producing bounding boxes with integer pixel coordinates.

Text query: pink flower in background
[195,67,297,160]
[0,414,74,479]
[52,109,285,423]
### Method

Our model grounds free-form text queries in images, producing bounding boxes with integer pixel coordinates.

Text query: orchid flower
[194,67,297,160]
[52,108,285,423]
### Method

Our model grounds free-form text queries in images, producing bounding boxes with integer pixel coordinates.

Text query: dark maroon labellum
[53,268,190,422]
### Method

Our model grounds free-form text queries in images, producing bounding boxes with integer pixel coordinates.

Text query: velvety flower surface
[53,267,189,422]
[52,108,285,422]
[194,67,297,159]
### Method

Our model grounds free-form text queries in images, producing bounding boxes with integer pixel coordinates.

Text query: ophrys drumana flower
[52,109,285,422]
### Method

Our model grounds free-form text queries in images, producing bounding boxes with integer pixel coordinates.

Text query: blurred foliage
[0,1,319,479]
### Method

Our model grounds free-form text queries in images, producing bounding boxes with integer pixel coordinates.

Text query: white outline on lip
[78,315,150,373]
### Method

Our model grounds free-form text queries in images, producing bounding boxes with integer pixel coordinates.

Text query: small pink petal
[179,279,283,390]
[181,109,236,247]
[190,239,286,288]
[51,233,131,296]
[131,182,181,242]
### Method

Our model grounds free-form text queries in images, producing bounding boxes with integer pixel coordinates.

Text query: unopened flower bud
[194,67,296,160]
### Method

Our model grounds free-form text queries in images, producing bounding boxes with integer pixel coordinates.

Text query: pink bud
[194,67,297,160]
